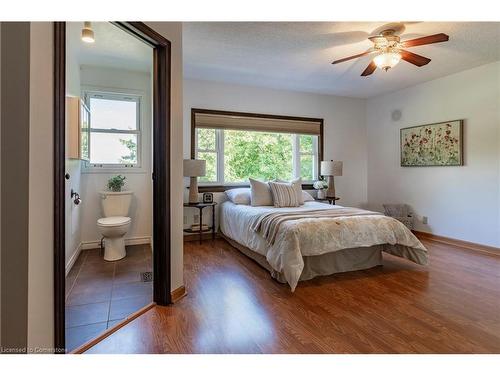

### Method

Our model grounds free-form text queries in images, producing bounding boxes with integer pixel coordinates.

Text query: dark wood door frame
[54,21,172,352]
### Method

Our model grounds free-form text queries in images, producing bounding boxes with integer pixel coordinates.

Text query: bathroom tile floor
[65,244,153,352]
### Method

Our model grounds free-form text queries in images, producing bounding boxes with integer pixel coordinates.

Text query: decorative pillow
[225,188,251,205]
[276,177,303,205]
[302,190,315,202]
[249,178,274,206]
[268,181,300,208]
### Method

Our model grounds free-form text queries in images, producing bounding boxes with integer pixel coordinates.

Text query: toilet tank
[100,191,133,217]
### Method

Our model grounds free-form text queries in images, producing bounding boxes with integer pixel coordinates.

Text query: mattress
[219,200,427,291]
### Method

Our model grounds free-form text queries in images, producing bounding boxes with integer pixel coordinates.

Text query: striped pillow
[268,181,300,208]
[275,177,303,205]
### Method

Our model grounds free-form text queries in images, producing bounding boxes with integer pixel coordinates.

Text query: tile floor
[65,244,153,352]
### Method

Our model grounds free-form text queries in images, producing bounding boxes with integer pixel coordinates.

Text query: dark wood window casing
[190,108,324,192]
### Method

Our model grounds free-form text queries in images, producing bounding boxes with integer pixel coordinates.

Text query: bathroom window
[83,91,142,169]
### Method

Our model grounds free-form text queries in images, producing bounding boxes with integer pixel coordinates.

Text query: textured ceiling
[183,22,500,98]
[67,22,152,72]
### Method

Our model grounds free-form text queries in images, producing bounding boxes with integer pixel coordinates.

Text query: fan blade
[361,61,377,76]
[332,50,373,65]
[401,33,449,48]
[400,50,431,66]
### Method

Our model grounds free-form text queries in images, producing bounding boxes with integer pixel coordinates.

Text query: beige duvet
[220,201,428,291]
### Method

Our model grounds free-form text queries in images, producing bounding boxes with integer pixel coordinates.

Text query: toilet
[97,191,133,261]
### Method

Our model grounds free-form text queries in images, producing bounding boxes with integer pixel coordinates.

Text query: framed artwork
[400,120,463,167]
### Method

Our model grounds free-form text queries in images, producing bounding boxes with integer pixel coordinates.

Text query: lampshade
[81,22,95,43]
[183,159,206,177]
[373,52,401,71]
[320,160,343,176]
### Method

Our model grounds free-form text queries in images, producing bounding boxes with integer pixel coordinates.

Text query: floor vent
[141,272,153,282]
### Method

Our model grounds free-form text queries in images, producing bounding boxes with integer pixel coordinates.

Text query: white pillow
[269,181,300,208]
[225,188,251,205]
[302,191,315,202]
[276,177,303,205]
[249,178,274,206]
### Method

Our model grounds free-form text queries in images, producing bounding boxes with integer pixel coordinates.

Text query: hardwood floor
[85,238,500,353]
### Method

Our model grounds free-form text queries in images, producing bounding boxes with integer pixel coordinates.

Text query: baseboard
[171,285,187,303]
[65,243,82,276]
[413,230,500,257]
[81,236,152,250]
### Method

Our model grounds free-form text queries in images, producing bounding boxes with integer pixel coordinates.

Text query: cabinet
[66,96,90,160]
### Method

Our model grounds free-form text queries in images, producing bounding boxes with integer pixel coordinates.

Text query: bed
[219,200,428,291]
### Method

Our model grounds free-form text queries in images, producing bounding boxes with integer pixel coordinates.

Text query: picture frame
[202,192,214,203]
[400,120,464,167]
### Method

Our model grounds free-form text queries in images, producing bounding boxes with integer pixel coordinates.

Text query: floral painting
[400,120,463,167]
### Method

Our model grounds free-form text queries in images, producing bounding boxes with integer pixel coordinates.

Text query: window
[84,91,141,168]
[195,129,319,184]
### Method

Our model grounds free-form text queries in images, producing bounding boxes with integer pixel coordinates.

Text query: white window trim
[81,88,146,174]
[195,129,319,185]
[297,135,319,182]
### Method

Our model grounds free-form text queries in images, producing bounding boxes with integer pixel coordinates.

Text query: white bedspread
[219,201,428,291]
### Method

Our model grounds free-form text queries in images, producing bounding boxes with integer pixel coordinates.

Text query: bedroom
[0,1,499,371]
[86,21,499,353]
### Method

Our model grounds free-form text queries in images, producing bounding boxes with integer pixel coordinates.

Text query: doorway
[54,22,172,353]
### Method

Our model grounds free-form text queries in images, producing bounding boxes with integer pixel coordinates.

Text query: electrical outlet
[193,214,199,224]
[422,216,428,224]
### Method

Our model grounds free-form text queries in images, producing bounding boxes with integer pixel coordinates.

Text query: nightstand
[315,197,340,205]
[183,202,217,244]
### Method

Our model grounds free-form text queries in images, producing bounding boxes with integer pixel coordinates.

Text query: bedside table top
[315,197,340,204]
[183,202,217,208]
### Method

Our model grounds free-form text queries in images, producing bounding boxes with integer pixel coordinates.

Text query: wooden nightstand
[183,202,217,244]
[315,197,340,205]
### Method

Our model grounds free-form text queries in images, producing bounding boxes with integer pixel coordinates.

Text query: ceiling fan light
[374,52,401,71]
[81,22,95,43]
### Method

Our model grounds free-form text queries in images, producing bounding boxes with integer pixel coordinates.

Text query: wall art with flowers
[400,120,463,167]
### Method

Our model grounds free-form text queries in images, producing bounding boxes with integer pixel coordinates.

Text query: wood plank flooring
[85,238,500,353]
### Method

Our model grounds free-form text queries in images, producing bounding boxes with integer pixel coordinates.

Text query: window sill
[198,183,315,193]
[82,167,148,175]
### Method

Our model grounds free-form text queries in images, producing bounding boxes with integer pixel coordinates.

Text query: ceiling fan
[331,29,449,76]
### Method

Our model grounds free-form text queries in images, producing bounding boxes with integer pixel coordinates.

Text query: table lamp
[320,160,343,199]
[183,159,206,204]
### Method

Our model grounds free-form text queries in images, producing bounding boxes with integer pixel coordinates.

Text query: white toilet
[97,191,133,261]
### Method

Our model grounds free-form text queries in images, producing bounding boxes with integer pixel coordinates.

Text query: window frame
[82,89,143,172]
[191,108,323,191]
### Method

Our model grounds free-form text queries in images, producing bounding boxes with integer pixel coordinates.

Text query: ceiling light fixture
[373,51,401,72]
[81,22,95,43]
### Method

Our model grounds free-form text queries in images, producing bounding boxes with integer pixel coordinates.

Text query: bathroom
[64,22,154,351]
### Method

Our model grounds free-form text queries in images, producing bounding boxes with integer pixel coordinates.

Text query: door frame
[53,21,172,352]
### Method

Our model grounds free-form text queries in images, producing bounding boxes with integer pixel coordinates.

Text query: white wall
[366,61,500,247]
[79,65,152,247]
[183,79,368,228]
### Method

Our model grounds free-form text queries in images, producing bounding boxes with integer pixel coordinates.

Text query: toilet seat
[97,216,131,227]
